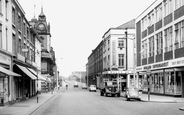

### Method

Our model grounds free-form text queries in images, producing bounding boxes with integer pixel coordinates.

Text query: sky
[18,0,156,77]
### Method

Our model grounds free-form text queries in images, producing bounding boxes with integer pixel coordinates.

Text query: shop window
[165,71,175,94]
[176,71,182,95]
[165,71,182,95]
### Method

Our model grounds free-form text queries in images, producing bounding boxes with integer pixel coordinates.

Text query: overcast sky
[18,0,156,77]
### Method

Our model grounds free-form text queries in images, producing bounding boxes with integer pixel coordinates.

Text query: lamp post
[125,29,136,87]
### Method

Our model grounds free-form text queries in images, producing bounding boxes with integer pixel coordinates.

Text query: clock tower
[35,7,51,53]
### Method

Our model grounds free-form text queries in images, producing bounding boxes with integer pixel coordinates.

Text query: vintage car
[124,87,141,101]
[89,85,96,92]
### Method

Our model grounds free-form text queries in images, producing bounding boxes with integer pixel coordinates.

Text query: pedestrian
[66,84,68,89]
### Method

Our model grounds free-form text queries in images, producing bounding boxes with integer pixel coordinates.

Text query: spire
[39,6,45,17]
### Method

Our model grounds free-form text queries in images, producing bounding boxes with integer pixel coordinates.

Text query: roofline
[135,0,157,20]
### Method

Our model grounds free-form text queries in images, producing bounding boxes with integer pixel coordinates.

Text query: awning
[16,64,37,80]
[0,66,21,76]
[27,68,46,81]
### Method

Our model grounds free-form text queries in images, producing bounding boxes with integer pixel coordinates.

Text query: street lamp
[125,29,136,88]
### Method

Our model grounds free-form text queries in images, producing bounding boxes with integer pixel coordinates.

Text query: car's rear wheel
[127,98,130,101]
[105,93,108,97]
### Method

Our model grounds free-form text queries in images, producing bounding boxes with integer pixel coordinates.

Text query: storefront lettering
[152,62,168,69]
[143,65,151,70]
[172,60,184,66]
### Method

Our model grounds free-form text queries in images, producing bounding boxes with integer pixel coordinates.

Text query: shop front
[13,64,37,100]
[0,53,21,106]
[137,59,184,97]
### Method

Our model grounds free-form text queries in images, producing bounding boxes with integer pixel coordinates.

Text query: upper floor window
[149,36,154,57]
[0,0,2,14]
[18,15,22,31]
[175,21,184,49]
[5,0,8,19]
[156,4,162,22]
[118,38,124,48]
[12,7,15,24]
[142,40,147,59]
[142,17,147,31]
[12,34,16,55]
[164,0,173,16]
[148,11,154,27]
[118,54,124,67]
[165,26,173,51]
[156,32,163,54]
[175,0,184,10]
[0,24,2,49]
[18,39,21,54]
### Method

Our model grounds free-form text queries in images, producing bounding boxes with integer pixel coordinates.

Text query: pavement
[0,88,61,115]
[0,88,184,115]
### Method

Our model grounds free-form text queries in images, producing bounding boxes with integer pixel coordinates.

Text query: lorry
[99,79,120,97]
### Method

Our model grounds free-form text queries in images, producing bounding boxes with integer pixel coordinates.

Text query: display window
[165,70,181,95]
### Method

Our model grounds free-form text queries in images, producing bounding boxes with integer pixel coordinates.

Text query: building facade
[87,41,103,87]
[102,24,135,91]
[10,0,40,105]
[135,0,184,97]
[30,7,56,92]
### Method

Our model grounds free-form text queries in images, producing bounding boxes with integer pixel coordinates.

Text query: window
[142,40,147,59]
[165,26,173,51]
[175,21,184,49]
[0,24,2,49]
[18,39,21,54]
[12,7,15,24]
[18,15,21,31]
[6,28,8,50]
[142,17,147,31]
[118,54,124,67]
[164,0,173,16]
[118,38,124,48]
[156,32,163,54]
[149,36,154,57]
[175,0,184,9]
[0,0,2,14]
[156,4,162,22]
[12,34,16,55]
[148,11,154,27]
[5,0,8,19]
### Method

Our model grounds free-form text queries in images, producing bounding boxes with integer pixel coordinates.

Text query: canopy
[27,68,46,81]
[16,64,37,80]
[0,66,21,76]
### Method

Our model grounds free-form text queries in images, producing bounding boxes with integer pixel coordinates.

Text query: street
[31,81,184,115]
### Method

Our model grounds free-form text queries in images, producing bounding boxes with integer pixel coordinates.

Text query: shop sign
[152,62,169,69]
[136,67,143,71]
[143,65,151,70]
[0,53,11,65]
[41,52,51,58]
[172,59,184,66]
[17,53,25,62]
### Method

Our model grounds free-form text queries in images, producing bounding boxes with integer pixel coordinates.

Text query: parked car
[124,87,141,101]
[82,83,87,89]
[74,82,79,87]
[89,85,96,92]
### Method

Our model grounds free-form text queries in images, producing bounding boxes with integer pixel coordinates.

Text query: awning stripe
[0,66,21,76]
[16,64,37,80]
